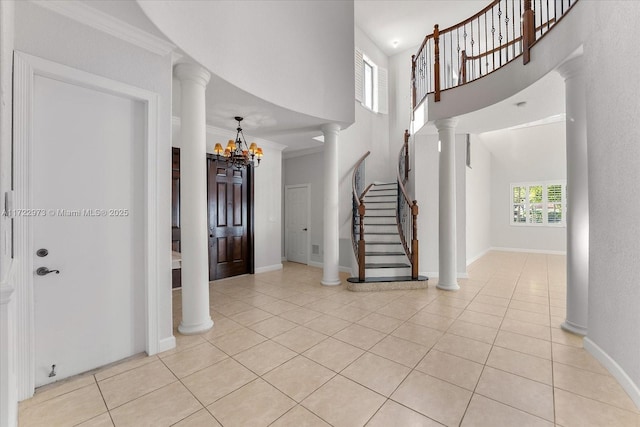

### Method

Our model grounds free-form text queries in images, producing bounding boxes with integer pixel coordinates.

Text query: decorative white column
[174,63,213,334]
[435,118,459,291]
[321,123,341,286]
[557,55,589,336]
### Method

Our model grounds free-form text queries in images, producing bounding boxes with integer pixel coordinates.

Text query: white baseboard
[583,337,640,409]
[467,248,491,266]
[255,264,283,274]
[490,246,567,256]
[157,336,176,354]
[308,261,323,269]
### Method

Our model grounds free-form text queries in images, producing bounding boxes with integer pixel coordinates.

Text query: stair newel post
[460,50,467,84]
[522,0,535,64]
[433,24,441,102]
[411,201,419,279]
[404,129,410,182]
[411,55,417,110]
[358,202,366,282]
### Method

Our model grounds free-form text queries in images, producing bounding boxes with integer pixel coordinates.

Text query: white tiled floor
[19,251,640,426]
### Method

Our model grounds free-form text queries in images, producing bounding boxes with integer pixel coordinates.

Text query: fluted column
[557,56,589,336]
[436,118,459,291]
[174,63,213,334]
[321,123,341,286]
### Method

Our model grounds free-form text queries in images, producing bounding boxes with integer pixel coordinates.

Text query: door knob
[303,228,308,231]
[36,267,60,276]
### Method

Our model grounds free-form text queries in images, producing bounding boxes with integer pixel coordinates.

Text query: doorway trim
[284,184,311,265]
[13,51,163,399]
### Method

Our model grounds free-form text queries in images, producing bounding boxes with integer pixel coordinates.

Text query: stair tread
[347,275,429,283]
[365,263,411,268]
[364,232,398,235]
[365,252,406,256]
[365,242,401,245]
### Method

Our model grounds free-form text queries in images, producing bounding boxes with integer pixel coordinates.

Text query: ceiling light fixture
[213,116,263,168]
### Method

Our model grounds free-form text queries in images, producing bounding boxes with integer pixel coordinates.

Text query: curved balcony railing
[412,0,578,108]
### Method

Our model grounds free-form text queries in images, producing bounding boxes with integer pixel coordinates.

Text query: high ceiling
[355,0,488,55]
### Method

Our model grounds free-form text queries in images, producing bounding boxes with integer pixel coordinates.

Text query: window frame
[362,56,376,112]
[510,181,567,227]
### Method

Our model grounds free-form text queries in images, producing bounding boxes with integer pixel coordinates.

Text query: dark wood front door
[208,157,254,280]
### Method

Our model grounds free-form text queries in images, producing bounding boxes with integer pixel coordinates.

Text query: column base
[321,278,342,286]
[561,319,587,336]
[178,318,214,335]
[436,281,460,291]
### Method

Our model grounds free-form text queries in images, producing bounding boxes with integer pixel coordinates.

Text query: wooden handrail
[352,151,371,207]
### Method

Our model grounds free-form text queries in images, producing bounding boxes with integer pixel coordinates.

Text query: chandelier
[213,116,263,168]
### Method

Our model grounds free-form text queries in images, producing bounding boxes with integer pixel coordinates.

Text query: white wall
[172,120,285,273]
[466,136,492,264]
[13,0,174,397]
[480,121,567,253]
[138,0,355,126]
[414,133,467,277]
[583,0,640,405]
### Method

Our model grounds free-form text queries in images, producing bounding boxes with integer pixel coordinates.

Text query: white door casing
[13,52,165,397]
[285,184,310,264]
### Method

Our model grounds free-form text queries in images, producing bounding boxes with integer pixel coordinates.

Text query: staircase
[360,183,412,279]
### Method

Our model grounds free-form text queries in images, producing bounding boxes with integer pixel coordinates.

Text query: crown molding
[31,0,176,56]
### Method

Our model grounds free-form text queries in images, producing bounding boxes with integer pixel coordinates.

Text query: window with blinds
[354,47,388,114]
[510,181,566,226]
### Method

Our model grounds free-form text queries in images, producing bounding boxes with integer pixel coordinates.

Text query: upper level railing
[412,0,577,108]
[397,130,419,279]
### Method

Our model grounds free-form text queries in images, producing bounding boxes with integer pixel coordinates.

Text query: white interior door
[32,74,145,386]
[285,185,309,264]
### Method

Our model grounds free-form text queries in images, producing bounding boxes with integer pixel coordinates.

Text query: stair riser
[365,234,402,243]
[365,244,404,252]
[364,195,396,202]
[359,217,396,225]
[364,224,398,233]
[366,267,412,278]
[365,210,396,217]
[363,202,395,210]
[366,255,408,264]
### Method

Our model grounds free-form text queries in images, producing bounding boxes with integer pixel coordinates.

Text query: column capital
[321,123,341,136]
[174,62,211,87]
[556,54,584,81]
[434,117,459,132]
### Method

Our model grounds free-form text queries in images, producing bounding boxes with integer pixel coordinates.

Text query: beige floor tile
[391,322,442,348]
[509,299,550,315]
[214,300,254,317]
[472,294,511,308]
[233,340,297,375]
[181,357,257,406]
[550,304,566,317]
[279,307,323,324]
[239,293,280,308]
[366,400,441,426]
[273,326,328,352]
[433,333,492,364]
[264,356,335,402]
[500,317,551,341]
[99,360,177,409]
[161,342,228,378]
[304,298,346,314]
[19,384,107,427]
[303,337,365,372]
[376,301,421,320]
[551,343,609,375]
[486,346,552,385]
[229,308,273,326]
[391,371,472,426]
[436,295,471,308]
[457,310,503,328]
[200,317,244,341]
[341,352,411,396]
[158,332,208,358]
[448,320,498,344]
[512,293,550,305]
[208,327,267,355]
[271,405,331,427]
[283,293,323,307]
[302,375,385,427]
[326,305,371,322]
[95,354,157,382]
[248,316,298,338]
[109,382,201,427]
[466,301,508,317]
[461,394,553,427]
[20,373,96,410]
[555,388,638,427]
[76,412,114,427]
[368,335,428,368]
[357,312,403,333]
[505,308,550,326]
[475,366,554,421]
[172,409,222,427]
[553,362,638,412]
[260,300,300,315]
[551,327,583,348]
[333,324,386,350]
[415,349,483,391]
[208,379,296,427]
[303,313,351,335]
[422,302,464,318]
[407,310,456,331]
[494,330,551,360]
